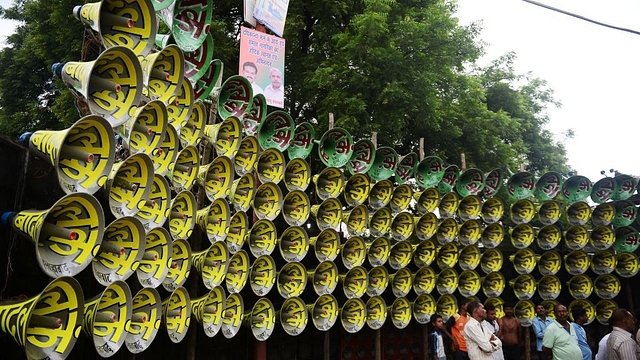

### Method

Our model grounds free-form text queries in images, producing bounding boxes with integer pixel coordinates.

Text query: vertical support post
[324,331,331,360]
[329,113,334,129]
[525,330,531,360]
[419,138,425,160]
[375,329,382,360]
[460,153,466,171]
[423,324,429,360]
[371,132,378,147]
[254,340,267,360]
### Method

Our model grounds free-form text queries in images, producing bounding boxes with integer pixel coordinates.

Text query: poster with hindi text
[252,0,290,37]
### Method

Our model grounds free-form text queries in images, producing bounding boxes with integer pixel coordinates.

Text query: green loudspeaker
[455,168,485,197]
[591,176,616,204]
[288,122,315,160]
[613,226,640,253]
[395,152,419,184]
[243,94,267,136]
[193,59,223,101]
[318,128,354,168]
[156,0,213,52]
[415,156,446,189]
[612,200,638,227]
[179,32,214,82]
[257,111,295,151]
[534,171,563,201]
[413,239,437,268]
[347,139,376,175]
[437,165,460,194]
[483,168,505,198]
[611,174,637,201]
[367,146,398,181]
[216,75,253,119]
[506,172,536,200]
[413,266,436,295]
[560,175,592,203]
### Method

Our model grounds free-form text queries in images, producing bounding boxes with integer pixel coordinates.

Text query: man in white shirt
[464,301,502,360]
[264,67,284,107]
[482,304,504,360]
[242,61,263,95]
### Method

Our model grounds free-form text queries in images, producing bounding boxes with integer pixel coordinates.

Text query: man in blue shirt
[532,304,553,360]
[571,306,592,360]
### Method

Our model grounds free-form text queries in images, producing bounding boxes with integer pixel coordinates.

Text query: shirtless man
[497,303,521,360]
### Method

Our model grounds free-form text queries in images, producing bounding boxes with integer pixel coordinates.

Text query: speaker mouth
[163,239,192,292]
[192,285,226,338]
[437,165,459,194]
[366,266,389,297]
[252,182,283,221]
[481,223,504,248]
[234,136,259,176]
[314,167,345,201]
[415,156,446,189]
[368,180,393,211]
[538,251,561,276]
[162,287,191,344]
[511,248,537,275]
[436,294,458,322]
[311,228,340,262]
[538,275,561,300]
[367,236,391,267]
[256,148,285,184]
[595,299,617,325]
[514,300,535,327]
[534,171,563,201]
[136,226,172,289]
[170,78,195,133]
[593,274,621,299]
[459,245,480,271]
[193,59,222,101]
[309,261,338,296]
[390,213,415,241]
[390,297,412,329]
[510,223,535,249]
[340,298,366,333]
[561,175,593,203]
[344,204,369,237]
[142,44,184,105]
[413,266,436,295]
[250,255,276,296]
[341,237,366,270]
[569,299,595,325]
[126,287,161,353]
[483,168,505,198]
[590,250,616,275]
[284,159,311,192]
[436,268,458,295]
[412,294,436,324]
[481,197,504,223]
[93,216,145,286]
[613,226,640,253]
[197,198,230,243]
[168,190,196,241]
[367,146,398,181]
[169,146,199,193]
[413,239,437,268]
[389,240,413,270]
[194,242,229,290]
[506,172,536,200]
[567,274,593,299]
[458,195,481,221]
[230,173,256,212]
[612,174,637,200]
[123,100,168,157]
[395,152,418,184]
[510,274,536,300]
[85,280,133,356]
[226,250,250,294]
[287,122,315,160]
[436,243,459,270]
[347,139,375,175]
[312,198,342,231]
[391,268,413,297]
[279,226,310,262]
[277,262,308,298]
[482,271,505,298]
[211,116,244,158]
[257,110,295,151]
[414,187,439,215]
[455,168,485,197]
[615,251,640,278]
[341,266,368,299]
[152,123,178,176]
[308,294,339,331]
[369,207,391,238]
[182,32,214,82]
[318,128,354,168]
[221,293,244,339]
[458,219,482,246]
[458,270,481,297]
[439,192,460,219]
[591,176,617,204]
[246,298,275,341]
[480,248,503,274]
[279,297,308,336]
[436,218,458,245]
[226,211,248,254]
[366,296,387,330]
[243,94,267,136]
[565,250,590,275]
[217,75,253,120]
[537,224,561,250]
[249,219,277,257]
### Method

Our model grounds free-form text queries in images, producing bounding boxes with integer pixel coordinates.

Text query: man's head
[467,301,486,321]
[269,68,282,89]
[485,303,497,322]
[242,61,258,83]
[571,306,587,325]
[535,304,546,318]
[504,303,514,317]
[610,308,635,332]
[554,304,569,323]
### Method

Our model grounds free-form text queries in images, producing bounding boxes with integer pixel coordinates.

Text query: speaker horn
[435,294,458,322]
[414,213,437,243]
[366,296,387,330]
[168,146,199,193]
[590,250,616,275]
[613,225,640,253]
[193,59,223,101]
[510,199,535,225]
[257,110,295,151]
[125,287,161,354]
[226,210,248,254]
[612,200,638,228]
[612,174,637,200]
[593,274,621,299]
[567,274,593,299]
[509,274,536,300]
[284,158,311,192]
[510,223,535,249]
[458,195,482,221]
[83,280,132,357]
[534,171,563,201]
[506,172,536,200]
[485,297,505,319]
[248,219,277,257]
[103,153,154,218]
[166,76,194,133]
[216,75,253,119]
[413,187,440,215]
[389,184,412,214]
[455,168,485,197]
[197,156,234,203]
[243,298,276,341]
[204,116,243,158]
[564,201,592,227]
[436,268,458,295]
[591,225,615,251]
[413,266,436,295]
[538,274,561,300]
[538,251,562,276]
[226,250,250,294]
[190,285,226,338]
[157,0,213,52]
[167,190,196,240]
[483,168,505,198]
[277,262,308,298]
[390,212,414,241]
[279,226,310,262]
[256,148,286,184]
[436,218,458,245]
[415,156,446,189]
[390,268,413,297]
[459,219,482,246]
[136,226,172,289]
[0,277,84,360]
[242,93,267,136]
[480,248,503,274]
[537,224,562,250]
[369,207,392,238]
[252,182,283,221]
[457,269,481,298]
[180,32,214,83]
[340,298,366,333]
[314,166,345,201]
[568,299,596,326]
[192,242,229,290]
[92,216,145,286]
[249,254,276,296]
[311,198,342,231]
[234,135,259,176]
[395,152,419,184]
[341,236,366,270]
[139,44,184,104]
[307,294,339,331]
[591,202,615,227]
[343,204,369,237]
[565,250,590,275]
[221,293,243,339]
[178,99,205,148]
[318,128,354,168]
[151,123,179,177]
[438,164,460,194]
[591,176,616,204]
[413,239,437,268]
[309,228,340,262]
[52,46,142,127]
[481,271,505,298]
[0,193,104,278]
[481,223,504,248]
[277,297,308,336]
[346,139,375,175]
[368,180,393,211]
[438,191,460,219]
[162,239,192,292]
[535,200,562,226]
[510,248,537,275]
[595,299,617,325]
[560,175,593,203]
[367,146,398,181]
[118,100,167,157]
[366,266,389,297]
[616,251,640,278]
[459,245,480,271]
[412,294,436,325]
[514,300,535,327]
[389,240,413,270]
[339,266,368,299]
[20,115,115,194]
[308,261,338,296]
[229,173,256,212]
[161,287,191,343]
[367,236,391,267]
[287,122,315,160]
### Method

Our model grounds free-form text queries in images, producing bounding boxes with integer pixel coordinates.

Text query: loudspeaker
[83,280,132,357]
[203,116,244,158]
[483,168,505,198]
[308,261,338,296]
[249,255,276,296]
[567,274,593,299]
[0,277,84,360]
[415,213,438,242]
[229,173,256,212]
[534,171,563,201]
[481,271,505,298]
[279,226,310,262]
[151,123,179,176]
[307,294,339,331]
[389,240,413,270]
[257,110,295,151]
[591,225,615,251]
[314,166,345,201]
[226,250,250,294]
[216,75,253,119]
[505,172,536,200]
[367,236,391,267]
[347,139,376,175]
[242,93,267,136]
[415,156,446,189]
[103,153,154,218]
[509,274,536,300]
[590,250,616,275]
[480,248,503,275]
[510,248,537,275]
[197,156,234,203]
[340,298,366,333]
[93,216,145,285]
[413,187,440,215]
[341,236,366,270]
[284,158,311,192]
[538,275,561,300]
[591,176,616,204]
[568,299,595,325]
[615,251,640,278]
[435,294,458,322]
[167,190,197,240]
[166,76,194,132]
[458,219,482,246]
[74,0,156,56]
[514,300,535,327]
[277,262,308,298]
[510,199,535,225]
[459,245,480,271]
[395,152,419,184]
[318,128,354,168]
[613,225,640,253]
[221,293,244,339]
[367,146,398,181]
[455,168,485,197]
[309,228,340,262]
[311,198,342,231]
[339,266,368,299]
[139,45,184,104]
[481,223,504,248]
[252,182,283,221]
[593,274,621,299]
[565,250,590,275]
[413,239,437,268]
[243,298,276,341]
[193,59,223,101]
[436,268,458,295]
[438,191,460,219]
[136,226,172,289]
[180,32,214,82]
[343,204,369,237]
[612,200,638,228]
[161,287,191,343]
[118,100,167,157]
[136,174,171,231]
[156,0,213,52]
[390,268,413,297]
[192,242,229,290]
[390,212,414,242]
[560,175,593,203]
[458,195,482,221]
[168,146,199,193]
[277,297,308,336]
[234,136,259,176]
[535,200,561,226]
[595,299,617,325]
[369,207,392,238]
[365,296,387,330]
[485,297,505,319]
[389,183,413,213]
[162,239,192,292]
[190,285,226,338]
[413,266,436,295]
[20,115,115,194]
[458,270,481,297]
[538,251,562,276]
[366,266,389,297]
[287,122,316,160]
[436,218,458,245]
[179,99,205,147]
[0,193,104,278]
[438,165,460,194]
[591,202,615,227]
[510,223,535,249]
[226,210,248,254]
[369,179,394,210]
[125,287,161,354]
[412,294,436,325]
[248,219,277,257]
[256,148,286,184]
[537,224,562,250]
[564,202,592,227]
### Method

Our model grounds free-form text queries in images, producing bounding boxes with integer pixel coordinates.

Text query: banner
[253,0,290,37]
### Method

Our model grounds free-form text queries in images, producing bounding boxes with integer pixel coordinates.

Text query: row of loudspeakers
[1,275,620,360]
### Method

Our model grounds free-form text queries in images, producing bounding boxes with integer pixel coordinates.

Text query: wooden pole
[422,324,429,360]
[371,132,378,147]
[525,329,531,360]
[419,138,425,160]
[460,153,466,171]
[329,113,334,129]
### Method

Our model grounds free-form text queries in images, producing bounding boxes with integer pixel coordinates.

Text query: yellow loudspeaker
[368,207,391,238]
[125,287,161,353]
[168,145,199,193]
[242,298,276,341]
[368,179,393,210]
[309,228,340,262]
[436,242,459,270]
[179,99,205,148]
[216,75,253,120]
[0,277,84,360]
[74,0,156,56]
[287,122,315,160]
[481,198,504,224]
[389,240,413,270]
[514,300,535,327]
[257,110,295,151]
[390,184,413,213]
[568,299,595,326]
[538,275,561,300]
[388,297,412,329]
[415,213,437,241]
[458,195,482,221]
[538,251,562,276]
[167,76,194,132]
[510,223,535,249]
[139,45,184,104]
[510,248,537,275]
[284,158,311,192]
[510,199,535,224]
[395,152,419,185]
[343,174,371,207]
[234,135,259,176]
[196,198,230,243]
[459,245,480,271]
[537,224,562,250]
[341,236,366,270]
[167,190,196,240]
[162,239,192,292]
[458,270,481,298]
[151,123,179,177]
[192,242,229,290]
[438,191,460,219]
[591,225,615,251]
[436,294,458,322]
[367,236,391,267]
[136,226,172,289]
[221,293,244,339]
[104,153,154,218]
[366,266,389,297]
[278,297,308,336]
[591,250,616,275]
[279,226,310,262]
[343,205,369,237]
[412,294,436,325]
[593,274,621,299]
[248,219,277,257]
[20,115,115,195]
[414,187,440,215]
[250,255,276,296]
[340,298,366,334]
[564,223,590,248]
[252,182,283,221]
[565,250,590,275]
[226,250,250,294]
[339,266,368,299]
[308,261,338,296]
[282,191,310,227]
[190,285,226,338]
[313,167,345,201]
[366,296,387,330]
[509,274,536,300]
[481,271,505,298]
[615,252,640,278]
[52,46,142,127]
[485,297,505,319]
[161,287,191,343]
[229,173,256,212]
[1,193,104,278]
[480,248,503,274]
[390,212,415,241]
[390,268,413,297]
[256,148,286,184]
[436,218,458,245]
[413,239,437,268]
[592,202,615,227]
[481,222,504,248]
[92,216,144,285]
[595,299,617,325]
[203,116,243,158]
[311,198,342,231]
[436,268,458,295]
[458,219,482,246]
[567,274,593,299]
[413,266,436,295]
[565,201,592,226]
[277,262,308,298]
[535,200,561,226]
[119,100,167,157]
[226,210,248,254]
[307,294,339,331]
[83,280,132,357]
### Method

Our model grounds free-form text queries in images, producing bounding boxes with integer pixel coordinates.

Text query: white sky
[456,0,640,182]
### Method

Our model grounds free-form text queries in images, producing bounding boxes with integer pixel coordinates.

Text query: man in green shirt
[542,304,582,360]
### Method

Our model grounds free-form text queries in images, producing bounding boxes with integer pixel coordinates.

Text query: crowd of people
[428,298,640,360]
